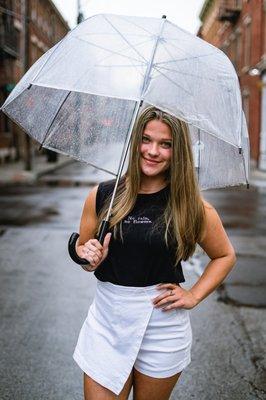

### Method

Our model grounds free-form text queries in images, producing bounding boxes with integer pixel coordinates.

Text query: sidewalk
[0,154,74,186]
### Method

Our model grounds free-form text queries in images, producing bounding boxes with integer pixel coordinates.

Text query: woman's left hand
[152,283,198,311]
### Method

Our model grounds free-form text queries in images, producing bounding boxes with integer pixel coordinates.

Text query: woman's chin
[141,167,163,177]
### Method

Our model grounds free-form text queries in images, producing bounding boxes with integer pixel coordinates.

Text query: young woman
[72,106,236,400]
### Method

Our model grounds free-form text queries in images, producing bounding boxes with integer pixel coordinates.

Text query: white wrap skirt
[73,279,192,396]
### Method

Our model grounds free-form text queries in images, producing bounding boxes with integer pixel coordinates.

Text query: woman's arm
[152,200,236,310]
[76,185,111,270]
[77,185,99,247]
[189,200,236,304]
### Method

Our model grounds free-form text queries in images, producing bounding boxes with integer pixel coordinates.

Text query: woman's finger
[162,300,185,311]
[156,283,177,290]
[152,288,177,305]
[88,252,101,264]
[86,238,103,251]
[86,242,103,254]
[103,233,112,251]
[83,247,102,259]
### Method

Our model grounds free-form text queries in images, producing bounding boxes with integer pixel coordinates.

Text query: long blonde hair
[97,106,206,264]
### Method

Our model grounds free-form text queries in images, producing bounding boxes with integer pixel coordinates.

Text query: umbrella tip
[162,15,167,19]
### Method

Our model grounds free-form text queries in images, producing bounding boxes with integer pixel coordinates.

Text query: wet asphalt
[0,162,265,399]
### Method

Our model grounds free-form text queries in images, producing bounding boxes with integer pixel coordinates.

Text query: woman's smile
[140,119,172,177]
[143,158,161,165]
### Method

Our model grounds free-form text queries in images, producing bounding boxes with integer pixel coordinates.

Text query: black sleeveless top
[94,179,185,286]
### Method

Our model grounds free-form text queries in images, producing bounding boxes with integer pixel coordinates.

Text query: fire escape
[218,0,242,24]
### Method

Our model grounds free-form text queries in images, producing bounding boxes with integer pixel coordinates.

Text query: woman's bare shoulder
[84,184,99,209]
[202,198,222,226]
[202,198,215,210]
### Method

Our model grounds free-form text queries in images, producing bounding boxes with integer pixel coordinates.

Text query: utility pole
[22,0,32,171]
[77,0,84,24]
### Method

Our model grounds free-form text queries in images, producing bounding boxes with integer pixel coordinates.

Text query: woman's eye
[142,136,150,143]
[161,142,172,148]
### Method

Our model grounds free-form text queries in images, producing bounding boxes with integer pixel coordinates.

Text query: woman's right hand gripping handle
[76,185,112,272]
[77,233,112,270]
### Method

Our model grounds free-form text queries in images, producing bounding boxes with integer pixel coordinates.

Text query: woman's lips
[144,157,160,165]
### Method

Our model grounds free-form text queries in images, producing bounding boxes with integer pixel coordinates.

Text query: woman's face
[139,119,172,178]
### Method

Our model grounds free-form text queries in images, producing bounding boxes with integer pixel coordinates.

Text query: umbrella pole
[97,99,143,244]
[98,15,167,243]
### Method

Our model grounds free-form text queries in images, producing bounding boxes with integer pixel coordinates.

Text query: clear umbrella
[1,13,249,241]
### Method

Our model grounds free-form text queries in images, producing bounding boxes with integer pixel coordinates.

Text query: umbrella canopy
[1,13,249,189]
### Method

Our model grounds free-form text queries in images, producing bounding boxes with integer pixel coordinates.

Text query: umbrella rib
[75,36,144,64]
[89,36,153,78]
[102,15,149,64]
[119,14,156,37]
[160,40,179,64]
[160,41,211,80]
[73,36,151,80]
[40,90,71,148]
[93,63,145,68]
[165,39,224,78]
[155,51,218,66]
[151,65,194,96]
[85,32,149,38]
[157,64,218,83]
[92,63,146,79]
[164,39,198,61]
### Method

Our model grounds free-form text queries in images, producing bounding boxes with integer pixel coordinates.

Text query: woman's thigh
[132,367,182,400]
[84,370,133,400]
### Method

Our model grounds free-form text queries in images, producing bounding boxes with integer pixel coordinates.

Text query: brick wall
[0,0,69,163]
[198,0,265,165]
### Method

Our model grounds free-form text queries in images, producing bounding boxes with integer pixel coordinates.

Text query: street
[0,162,265,400]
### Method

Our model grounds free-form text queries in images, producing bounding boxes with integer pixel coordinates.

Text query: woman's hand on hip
[152,283,199,311]
[78,233,112,270]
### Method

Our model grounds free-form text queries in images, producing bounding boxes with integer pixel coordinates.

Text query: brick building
[0,0,69,167]
[198,0,266,170]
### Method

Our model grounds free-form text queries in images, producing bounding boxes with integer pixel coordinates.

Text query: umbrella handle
[68,220,110,268]
[68,232,92,266]
[97,220,110,245]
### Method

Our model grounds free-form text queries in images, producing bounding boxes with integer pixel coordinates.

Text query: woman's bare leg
[84,369,133,400]
[132,367,182,400]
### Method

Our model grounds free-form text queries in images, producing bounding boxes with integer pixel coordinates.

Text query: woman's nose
[148,143,159,156]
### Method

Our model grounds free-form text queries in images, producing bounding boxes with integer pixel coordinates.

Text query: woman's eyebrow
[142,133,172,141]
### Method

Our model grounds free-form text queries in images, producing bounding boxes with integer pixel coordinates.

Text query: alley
[0,163,265,399]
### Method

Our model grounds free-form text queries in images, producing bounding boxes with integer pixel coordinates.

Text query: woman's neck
[139,175,168,193]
